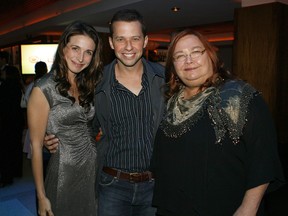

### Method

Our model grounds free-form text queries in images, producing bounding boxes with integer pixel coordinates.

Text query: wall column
[233,2,288,174]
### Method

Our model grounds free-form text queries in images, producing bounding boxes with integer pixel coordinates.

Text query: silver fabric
[35,73,97,216]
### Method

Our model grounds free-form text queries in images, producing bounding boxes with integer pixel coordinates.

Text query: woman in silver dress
[28,21,102,216]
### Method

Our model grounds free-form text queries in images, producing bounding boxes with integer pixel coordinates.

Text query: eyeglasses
[173,49,206,62]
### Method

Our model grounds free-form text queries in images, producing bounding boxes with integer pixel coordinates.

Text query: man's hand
[43,134,59,153]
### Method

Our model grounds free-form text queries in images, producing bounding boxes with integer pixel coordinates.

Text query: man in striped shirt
[94,9,165,216]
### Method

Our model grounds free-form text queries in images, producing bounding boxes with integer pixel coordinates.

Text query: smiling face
[173,34,213,95]
[63,34,95,76]
[109,21,148,68]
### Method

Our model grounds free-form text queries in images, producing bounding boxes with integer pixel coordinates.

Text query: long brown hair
[51,21,103,111]
[164,29,235,100]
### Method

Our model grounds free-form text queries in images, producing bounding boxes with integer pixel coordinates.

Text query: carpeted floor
[0,155,37,216]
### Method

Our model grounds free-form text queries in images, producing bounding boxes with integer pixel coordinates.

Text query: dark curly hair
[51,20,103,111]
[164,29,235,100]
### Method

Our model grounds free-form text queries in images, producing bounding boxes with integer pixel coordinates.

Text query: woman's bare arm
[28,87,54,216]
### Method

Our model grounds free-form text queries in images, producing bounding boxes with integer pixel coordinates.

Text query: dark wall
[233,2,288,178]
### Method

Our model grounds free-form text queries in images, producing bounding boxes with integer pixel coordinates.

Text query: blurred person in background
[0,51,10,80]
[0,65,25,187]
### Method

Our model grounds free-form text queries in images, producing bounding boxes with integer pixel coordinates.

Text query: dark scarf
[161,80,257,144]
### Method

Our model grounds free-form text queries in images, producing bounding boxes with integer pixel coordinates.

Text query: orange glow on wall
[149,36,234,44]
[208,36,234,42]
[0,0,101,35]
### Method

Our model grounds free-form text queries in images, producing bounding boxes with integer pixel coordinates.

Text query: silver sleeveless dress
[35,72,97,216]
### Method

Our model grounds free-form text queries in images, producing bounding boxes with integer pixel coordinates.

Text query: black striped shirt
[104,70,154,172]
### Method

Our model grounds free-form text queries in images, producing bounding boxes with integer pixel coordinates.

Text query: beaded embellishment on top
[161,87,215,138]
[161,80,257,144]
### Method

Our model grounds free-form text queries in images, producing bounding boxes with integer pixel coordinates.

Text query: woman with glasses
[150,29,284,216]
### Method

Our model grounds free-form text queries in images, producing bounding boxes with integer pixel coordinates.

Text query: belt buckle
[129,172,141,182]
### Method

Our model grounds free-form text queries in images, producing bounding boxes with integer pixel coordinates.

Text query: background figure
[0,51,10,80]
[150,29,285,216]
[0,51,11,187]
[0,65,25,187]
[28,21,102,216]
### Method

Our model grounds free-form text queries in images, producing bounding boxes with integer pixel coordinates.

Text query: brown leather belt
[102,167,153,183]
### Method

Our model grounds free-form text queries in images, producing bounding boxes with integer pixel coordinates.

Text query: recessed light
[171,7,180,12]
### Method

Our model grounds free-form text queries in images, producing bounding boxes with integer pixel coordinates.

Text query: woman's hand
[38,197,54,216]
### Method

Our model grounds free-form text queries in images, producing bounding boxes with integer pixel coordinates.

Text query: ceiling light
[171,7,180,12]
